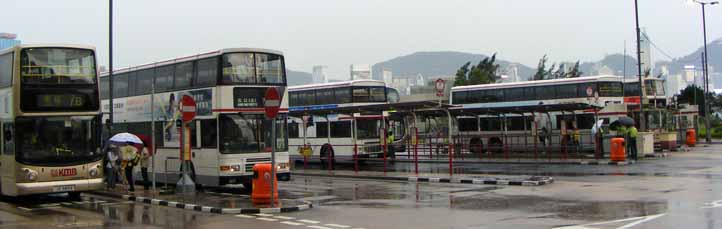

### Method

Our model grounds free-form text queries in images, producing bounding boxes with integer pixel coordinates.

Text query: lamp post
[108,0,114,128]
[634,0,646,131]
[690,0,717,144]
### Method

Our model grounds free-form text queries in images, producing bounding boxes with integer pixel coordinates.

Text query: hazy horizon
[5,0,721,80]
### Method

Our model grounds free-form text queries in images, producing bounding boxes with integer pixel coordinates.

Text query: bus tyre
[68,192,81,200]
[320,144,336,170]
[469,138,484,154]
[489,137,503,154]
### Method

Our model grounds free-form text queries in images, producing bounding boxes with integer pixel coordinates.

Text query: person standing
[106,146,119,189]
[139,142,151,190]
[120,143,139,192]
[628,125,639,160]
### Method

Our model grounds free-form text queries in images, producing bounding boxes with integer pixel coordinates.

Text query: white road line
[17,207,32,211]
[298,219,321,224]
[256,217,279,222]
[235,214,256,219]
[256,213,274,217]
[307,226,333,229]
[325,224,351,228]
[281,221,305,226]
[274,216,296,220]
[617,214,666,229]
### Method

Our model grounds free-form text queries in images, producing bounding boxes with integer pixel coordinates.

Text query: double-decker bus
[450,75,627,153]
[287,80,402,164]
[0,44,103,197]
[100,48,290,188]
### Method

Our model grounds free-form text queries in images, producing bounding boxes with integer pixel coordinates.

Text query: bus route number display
[233,88,265,108]
[36,94,85,108]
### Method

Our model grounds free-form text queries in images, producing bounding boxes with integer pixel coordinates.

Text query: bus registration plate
[52,185,75,192]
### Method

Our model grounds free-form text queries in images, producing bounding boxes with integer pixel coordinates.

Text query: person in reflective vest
[628,126,638,160]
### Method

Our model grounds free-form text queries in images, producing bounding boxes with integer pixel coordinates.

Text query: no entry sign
[180,95,197,122]
[264,87,280,119]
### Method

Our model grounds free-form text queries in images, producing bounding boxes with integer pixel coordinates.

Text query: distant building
[312,65,327,84]
[499,64,520,83]
[350,64,372,80]
[0,33,20,50]
[640,29,653,76]
[382,69,393,85]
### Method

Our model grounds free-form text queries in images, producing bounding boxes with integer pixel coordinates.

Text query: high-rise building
[350,64,372,80]
[640,29,653,76]
[382,69,393,85]
[0,33,20,50]
[312,65,327,84]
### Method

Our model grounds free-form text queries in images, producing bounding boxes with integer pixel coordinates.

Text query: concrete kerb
[351,158,643,166]
[88,191,312,215]
[293,172,554,186]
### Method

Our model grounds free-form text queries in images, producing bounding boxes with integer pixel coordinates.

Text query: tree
[532,55,548,81]
[678,85,714,116]
[454,62,471,86]
[545,63,556,80]
[566,61,582,78]
[553,63,566,79]
[452,54,499,86]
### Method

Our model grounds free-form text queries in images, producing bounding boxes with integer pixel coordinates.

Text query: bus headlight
[277,163,289,170]
[89,167,100,178]
[23,168,38,182]
[230,165,241,172]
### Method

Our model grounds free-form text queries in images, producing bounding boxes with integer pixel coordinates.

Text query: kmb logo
[51,168,77,177]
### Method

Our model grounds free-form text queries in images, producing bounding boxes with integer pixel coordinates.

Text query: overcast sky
[4,0,722,80]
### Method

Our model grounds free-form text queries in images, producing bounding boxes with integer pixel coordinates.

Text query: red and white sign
[264,87,280,119]
[51,168,77,177]
[435,79,446,97]
[180,95,197,122]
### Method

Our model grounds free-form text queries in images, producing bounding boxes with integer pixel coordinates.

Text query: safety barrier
[289,130,614,177]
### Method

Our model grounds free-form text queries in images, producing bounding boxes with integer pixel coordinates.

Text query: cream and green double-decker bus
[0,44,102,197]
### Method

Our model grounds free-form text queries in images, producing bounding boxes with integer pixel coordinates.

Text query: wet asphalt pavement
[3,144,722,228]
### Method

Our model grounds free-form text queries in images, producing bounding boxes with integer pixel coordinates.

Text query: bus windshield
[219,114,288,154]
[20,48,96,85]
[357,119,380,139]
[15,116,101,166]
[221,52,285,85]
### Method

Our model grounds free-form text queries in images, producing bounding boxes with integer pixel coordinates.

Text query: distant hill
[287,69,312,86]
[579,54,638,77]
[371,51,535,81]
[657,38,722,75]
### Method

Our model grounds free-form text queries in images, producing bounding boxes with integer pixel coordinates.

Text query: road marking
[257,217,279,222]
[553,213,666,229]
[281,221,305,226]
[617,214,666,229]
[307,226,333,229]
[274,216,296,220]
[256,213,274,217]
[298,219,321,224]
[325,223,351,228]
[235,214,256,219]
[17,207,31,211]
[701,199,722,209]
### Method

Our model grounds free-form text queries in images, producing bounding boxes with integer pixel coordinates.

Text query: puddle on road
[451,194,667,221]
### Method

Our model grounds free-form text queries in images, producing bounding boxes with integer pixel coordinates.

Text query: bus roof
[0,43,96,55]
[451,75,623,92]
[289,80,385,91]
[99,47,283,76]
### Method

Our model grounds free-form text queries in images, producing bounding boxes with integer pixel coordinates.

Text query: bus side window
[200,119,217,148]
[3,123,13,155]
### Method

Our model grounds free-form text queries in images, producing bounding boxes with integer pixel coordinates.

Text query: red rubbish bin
[251,163,278,204]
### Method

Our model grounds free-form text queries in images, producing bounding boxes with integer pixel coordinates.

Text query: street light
[689,0,717,144]
[634,0,646,131]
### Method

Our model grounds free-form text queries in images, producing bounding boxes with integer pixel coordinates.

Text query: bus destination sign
[36,94,85,108]
[233,88,266,108]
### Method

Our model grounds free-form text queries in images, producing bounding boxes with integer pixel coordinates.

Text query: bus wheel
[469,137,484,155]
[68,192,82,200]
[320,144,336,170]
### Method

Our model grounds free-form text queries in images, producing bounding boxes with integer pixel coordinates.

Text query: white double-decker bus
[0,44,103,197]
[287,80,402,165]
[450,75,627,154]
[100,48,289,188]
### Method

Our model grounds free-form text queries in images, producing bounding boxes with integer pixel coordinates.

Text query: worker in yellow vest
[628,126,638,160]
